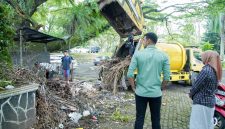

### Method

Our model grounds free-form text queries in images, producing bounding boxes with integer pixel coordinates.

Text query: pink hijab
[201,50,222,82]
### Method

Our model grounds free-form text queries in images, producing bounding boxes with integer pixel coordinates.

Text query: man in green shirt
[127,32,170,129]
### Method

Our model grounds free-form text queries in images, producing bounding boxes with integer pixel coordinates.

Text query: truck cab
[185,47,203,72]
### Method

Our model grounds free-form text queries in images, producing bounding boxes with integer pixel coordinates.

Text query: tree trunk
[220,13,225,60]
[5,0,46,29]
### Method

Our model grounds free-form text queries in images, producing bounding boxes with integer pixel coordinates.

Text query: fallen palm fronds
[100,57,131,94]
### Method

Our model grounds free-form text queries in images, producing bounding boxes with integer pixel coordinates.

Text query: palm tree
[207,13,225,59]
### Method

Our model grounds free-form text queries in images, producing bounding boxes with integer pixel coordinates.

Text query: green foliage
[202,32,220,52]
[0,3,13,65]
[32,0,108,50]
[0,48,12,65]
[0,3,14,50]
[64,2,109,45]
[0,80,12,88]
[86,27,120,53]
[207,0,225,15]
[111,108,134,122]
[201,42,214,51]
[204,0,225,53]
[71,52,112,63]
[222,61,225,68]
[164,19,197,46]
[180,22,196,44]
[207,15,220,33]
[0,61,12,83]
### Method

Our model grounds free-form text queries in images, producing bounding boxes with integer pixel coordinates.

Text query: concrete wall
[0,84,38,129]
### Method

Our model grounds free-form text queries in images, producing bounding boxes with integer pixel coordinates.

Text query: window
[193,51,201,61]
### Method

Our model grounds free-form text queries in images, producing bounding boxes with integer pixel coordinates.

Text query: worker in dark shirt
[125,34,135,57]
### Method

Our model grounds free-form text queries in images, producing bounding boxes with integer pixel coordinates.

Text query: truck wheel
[214,111,225,129]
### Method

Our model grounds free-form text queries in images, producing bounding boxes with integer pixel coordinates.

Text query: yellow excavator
[98,0,203,85]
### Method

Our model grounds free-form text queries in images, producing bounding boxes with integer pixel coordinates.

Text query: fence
[11,51,50,69]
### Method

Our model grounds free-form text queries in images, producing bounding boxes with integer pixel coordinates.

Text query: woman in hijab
[189,50,222,129]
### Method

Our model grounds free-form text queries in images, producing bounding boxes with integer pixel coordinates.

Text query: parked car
[90,46,100,53]
[93,56,110,66]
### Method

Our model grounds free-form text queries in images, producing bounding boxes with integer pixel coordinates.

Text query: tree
[203,0,225,59]
[163,19,197,46]
[0,0,111,52]
[143,0,225,58]
[142,1,209,21]
[201,42,214,51]
[2,0,48,29]
[32,0,109,49]
[202,32,220,52]
[0,3,14,64]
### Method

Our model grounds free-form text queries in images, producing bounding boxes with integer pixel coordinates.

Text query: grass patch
[111,108,134,122]
[124,92,135,99]
[71,52,113,62]
[0,80,12,88]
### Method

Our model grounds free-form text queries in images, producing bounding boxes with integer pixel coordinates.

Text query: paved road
[74,62,100,81]
[98,83,192,129]
[75,62,192,129]
[75,63,225,83]
[75,63,225,129]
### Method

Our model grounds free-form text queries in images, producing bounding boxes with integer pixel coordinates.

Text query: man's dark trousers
[134,94,162,129]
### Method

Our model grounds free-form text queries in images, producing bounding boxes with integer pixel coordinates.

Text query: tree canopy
[0,3,14,64]
[1,0,225,52]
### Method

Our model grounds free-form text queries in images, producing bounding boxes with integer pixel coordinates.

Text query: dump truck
[98,0,203,85]
[135,42,203,85]
[98,0,144,38]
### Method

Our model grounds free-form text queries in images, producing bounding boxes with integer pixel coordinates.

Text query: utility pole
[20,29,23,66]
[44,43,48,52]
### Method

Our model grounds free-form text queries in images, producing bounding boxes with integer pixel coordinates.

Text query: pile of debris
[100,57,131,94]
[33,77,135,129]
[0,63,135,128]
[0,63,45,88]
[33,79,107,129]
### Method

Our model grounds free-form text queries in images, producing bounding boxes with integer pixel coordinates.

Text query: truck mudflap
[98,0,144,38]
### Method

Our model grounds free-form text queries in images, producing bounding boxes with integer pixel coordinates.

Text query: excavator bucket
[98,0,144,38]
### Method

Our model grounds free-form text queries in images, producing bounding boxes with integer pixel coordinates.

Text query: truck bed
[98,0,144,38]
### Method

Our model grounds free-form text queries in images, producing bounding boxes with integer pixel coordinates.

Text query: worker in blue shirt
[61,50,73,84]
